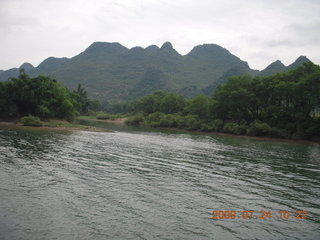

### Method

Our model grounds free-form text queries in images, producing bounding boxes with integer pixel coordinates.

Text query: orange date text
[210,210,307,220]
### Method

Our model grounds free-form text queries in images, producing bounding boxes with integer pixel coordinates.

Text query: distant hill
[287,56,311,70]
[259,56,311,76]
[259,60,286,76]
[0,42,312,101]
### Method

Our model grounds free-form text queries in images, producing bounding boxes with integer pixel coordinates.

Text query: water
[0,125,319,240]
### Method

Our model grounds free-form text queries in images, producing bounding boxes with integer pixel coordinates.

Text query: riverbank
[159,127,320,145]
[76,116,127,124]
[78,117,320,144]
[0,120,112,133]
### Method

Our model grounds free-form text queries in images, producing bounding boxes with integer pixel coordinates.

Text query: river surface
[0,123,320,240]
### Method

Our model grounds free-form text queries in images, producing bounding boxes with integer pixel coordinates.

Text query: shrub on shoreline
[20,116,43,127]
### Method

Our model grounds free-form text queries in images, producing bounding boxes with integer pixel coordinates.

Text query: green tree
[160,93,187,114]
[211,62,320,139]
[74,84,90,114]
[134,91,167,114]
[185,94,211,119]
[0,70,78,120]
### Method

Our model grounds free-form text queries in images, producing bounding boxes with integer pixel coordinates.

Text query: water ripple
[0,128,319,240]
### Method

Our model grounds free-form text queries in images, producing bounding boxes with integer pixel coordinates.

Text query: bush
[199,122,212,131]
[159,114,181,128]
[184,115,202,130]
[223,122,247,135]
[125,113,145,126]
[269,127,289,138]
[293,119,320,139]
[20,115,43,127]
[146,112,165,122]
[247,122,272,136]
[176,115,188,129]
[145,112,164,127]
[211,119,224,131]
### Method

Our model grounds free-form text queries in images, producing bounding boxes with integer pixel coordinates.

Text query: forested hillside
[0,42,311,102]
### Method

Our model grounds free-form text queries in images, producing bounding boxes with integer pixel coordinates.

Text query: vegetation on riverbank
[0,118,111,132]
[1,63,319,140]
[76,115,126,124]
[125,63,320,140]
[0,70,112,132]
[0,70,99,121]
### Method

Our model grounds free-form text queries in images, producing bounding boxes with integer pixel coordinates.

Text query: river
[0,123,319,240]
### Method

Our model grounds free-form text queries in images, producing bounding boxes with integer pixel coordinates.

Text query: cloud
[0,0,319,70]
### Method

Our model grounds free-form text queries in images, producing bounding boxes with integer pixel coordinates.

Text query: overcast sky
[0,0,319,70]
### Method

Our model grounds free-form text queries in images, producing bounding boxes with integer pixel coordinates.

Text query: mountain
[0,42,312,101]
[20,62,34,71]
[34,57,68,73]
[287,56,311,70]
[259,60,286,76]
[259,56,311,76]
[0,67,20,82]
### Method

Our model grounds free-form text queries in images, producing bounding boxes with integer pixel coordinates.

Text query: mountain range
[0,42,311,101]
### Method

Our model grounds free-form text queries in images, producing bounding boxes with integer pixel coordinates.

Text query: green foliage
[96,112,112,120]
[185,94,211,119]
[125,113,145,126]
[20,115,43,127]
[121,63,320,140]
[102,100,134,114]
[0,43,311,103]
[146,112,166,127]
[223,122,248,135]
[145,113,204,130]
[95,112,119,120]
[88,99,102,112]
[0,42,254,102]
[183,115,202,130]
[87,110,97,116]
[160,93,187,114]
[212,75,256,121]
[211,119,224,131]
[72,84,98,115]
[292,119,320,139]
[134,91,167,114]
[246,122,272,136]
[211,62,320,139]
[158,114,181,128]
[0,70,96,121]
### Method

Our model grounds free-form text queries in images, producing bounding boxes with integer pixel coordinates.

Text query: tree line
[0,70,99,121]
[125,62,320,140]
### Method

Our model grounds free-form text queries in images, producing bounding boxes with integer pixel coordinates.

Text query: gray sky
[1,0,319,70]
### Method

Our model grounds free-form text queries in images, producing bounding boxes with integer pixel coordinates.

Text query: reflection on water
[0,126,319,240]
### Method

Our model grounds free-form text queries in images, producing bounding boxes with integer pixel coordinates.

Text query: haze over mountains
[0,42,311,101]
